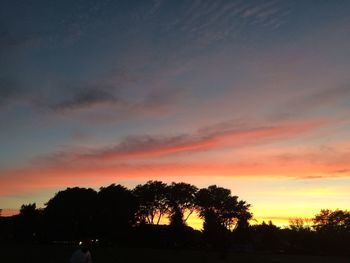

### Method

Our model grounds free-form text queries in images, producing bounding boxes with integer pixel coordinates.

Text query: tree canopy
[3,181,350,256]
[196,185,252,231]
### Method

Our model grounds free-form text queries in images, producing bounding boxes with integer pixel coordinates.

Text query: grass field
[0,244,349,263]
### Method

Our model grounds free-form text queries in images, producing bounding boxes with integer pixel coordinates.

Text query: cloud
[1,146,350,196]
[1,1,111,50]
[1,119,350,197]
[0,1,292,116]
[302,86,350,109]
[270,85,350,122]
[49,86,123,113]
[47,86,186,120]
[130,87,187,113]
[2,67,185,120]
[172,0,291,40]
[291,86,350,112]
[39,118,328,163]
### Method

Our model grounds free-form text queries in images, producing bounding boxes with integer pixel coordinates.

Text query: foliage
[97,184,138,240]
[313,209,350,232]
[166,182,198,226]
[44,187,98,240]
[196,185,252,231]
[133,180,169,225]
[289,217,312,232]
[17,203,41,241]
[3,181,350,256]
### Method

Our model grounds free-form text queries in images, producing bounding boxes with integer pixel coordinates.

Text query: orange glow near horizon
[0,115,349,229]
[2,175,350,231]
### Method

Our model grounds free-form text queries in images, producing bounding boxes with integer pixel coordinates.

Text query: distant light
[79,241,82,245]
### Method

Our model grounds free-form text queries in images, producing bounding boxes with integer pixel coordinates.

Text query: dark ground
[0,244,349,263]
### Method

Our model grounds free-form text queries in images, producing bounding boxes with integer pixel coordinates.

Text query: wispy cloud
[0,0,292,115]
[292,85,350,112]
[270,85,350,121]
[130,87,187,113]
[49,86,122,113]
[170,0,291,42]
[1,118,349,197]
[35,118,327,163]
[2,144,350,196]
[1,1,109,50]
[0,70,185,121]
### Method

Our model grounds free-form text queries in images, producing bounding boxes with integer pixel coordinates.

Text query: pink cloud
[2,145,350,196]
[49,119,328,162]
[0,118,341,197]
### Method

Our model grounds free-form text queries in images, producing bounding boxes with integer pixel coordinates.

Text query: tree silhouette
[195,185,252,252]
[44,187,97,240]
[97,184,138,241]
[4,181,350,256]
[251,220,282,251]
[133,181,168,225]
[313,209,350,232]
[20,203,37,215]
[312,209,350,255]
[289,217,311,232]
[166,182,198,226]
[196,185,252,231]
[17,203,40,241]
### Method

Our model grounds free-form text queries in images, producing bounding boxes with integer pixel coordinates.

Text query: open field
[0,244,349,263]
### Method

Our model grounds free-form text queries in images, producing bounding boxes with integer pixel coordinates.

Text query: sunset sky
[1,0,350,227]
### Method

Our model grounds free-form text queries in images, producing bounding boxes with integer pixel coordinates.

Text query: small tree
[289,217,311,232]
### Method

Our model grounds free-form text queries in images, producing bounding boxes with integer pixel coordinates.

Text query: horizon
[1,0,350,228]
[0,179,342,229]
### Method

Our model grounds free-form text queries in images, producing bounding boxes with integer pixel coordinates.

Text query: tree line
[0,182,250,244]
[1,180,350,256]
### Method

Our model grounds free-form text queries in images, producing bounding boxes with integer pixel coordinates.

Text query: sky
[1,0,350,227]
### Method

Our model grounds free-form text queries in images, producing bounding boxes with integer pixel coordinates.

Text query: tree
[196,185,252,231]
[195,185,252,251]
[313,209,350,232]
[289,217,311,232]
[97,184,138,240]
[251,220,283,251]
[17,203,41,241]
[133,181,168,225]
[44,187,97,240]
[166,182,198,226]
